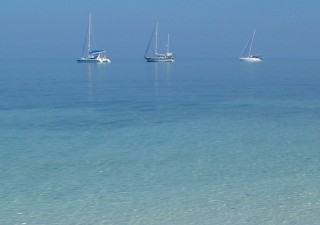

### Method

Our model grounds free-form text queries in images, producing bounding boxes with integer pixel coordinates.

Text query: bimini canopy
[89,50,106,55]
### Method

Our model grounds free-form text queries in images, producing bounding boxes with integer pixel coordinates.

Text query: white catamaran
[239,29,262,62]
[77,14,111,63]
[144,22,175,62]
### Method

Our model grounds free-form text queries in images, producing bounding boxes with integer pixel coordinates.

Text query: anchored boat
[144,22,175,62]
[239,29,262,62]
[77,14,110,63]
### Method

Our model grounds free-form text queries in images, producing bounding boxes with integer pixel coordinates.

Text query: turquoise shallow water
[1,58,320,224]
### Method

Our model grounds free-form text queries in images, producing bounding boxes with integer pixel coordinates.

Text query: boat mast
[166,33,170,53]
[88,13,92,53]
[155,22,158,55]
[249,29,256,56]
[144,22,157,58]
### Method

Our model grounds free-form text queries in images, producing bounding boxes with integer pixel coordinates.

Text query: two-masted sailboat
[144,22,175,62]
[77,14,111,63]
[239,29,262,62]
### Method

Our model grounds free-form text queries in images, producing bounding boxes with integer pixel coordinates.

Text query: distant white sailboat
[239,29,262,62]
[77,14,110,63]
[144,22,175,62]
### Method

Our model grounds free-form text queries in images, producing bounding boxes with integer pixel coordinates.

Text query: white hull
[77,58,111,63]
[239,57,262,62]
[145,57,174,62]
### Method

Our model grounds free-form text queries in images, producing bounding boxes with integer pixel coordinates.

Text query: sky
[1,0,320,59]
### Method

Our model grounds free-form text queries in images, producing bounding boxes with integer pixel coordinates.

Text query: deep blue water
[1,58,320,224]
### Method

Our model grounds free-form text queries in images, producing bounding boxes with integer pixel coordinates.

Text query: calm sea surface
[1,58,320,224]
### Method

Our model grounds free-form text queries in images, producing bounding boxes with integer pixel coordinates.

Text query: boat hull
[239,57,262,62]
[77,58,111,63]
[145,57,175,62]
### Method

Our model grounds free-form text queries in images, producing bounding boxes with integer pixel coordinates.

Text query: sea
[1,57,320,225]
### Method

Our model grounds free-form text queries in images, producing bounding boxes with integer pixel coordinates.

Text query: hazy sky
[1,0,320,59]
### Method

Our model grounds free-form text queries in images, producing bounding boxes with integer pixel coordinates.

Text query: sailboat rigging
[77,14,111,63]
[144,22,175,62]
[239,29,262,62]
